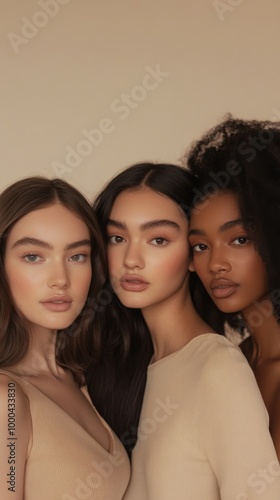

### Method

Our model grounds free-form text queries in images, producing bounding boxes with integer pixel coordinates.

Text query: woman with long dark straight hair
[87,162,280,500]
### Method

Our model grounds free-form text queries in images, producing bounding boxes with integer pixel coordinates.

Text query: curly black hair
[183,114,280,335]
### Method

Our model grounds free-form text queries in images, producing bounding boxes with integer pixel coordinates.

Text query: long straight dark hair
[0,177,106,384]
[86,162,194,454]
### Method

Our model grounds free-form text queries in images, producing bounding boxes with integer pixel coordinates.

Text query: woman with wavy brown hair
[0,177,129,500]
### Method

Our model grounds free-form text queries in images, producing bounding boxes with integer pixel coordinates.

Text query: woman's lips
[41,295,72,312]
[210,279,239,299]
[120,275,149,292]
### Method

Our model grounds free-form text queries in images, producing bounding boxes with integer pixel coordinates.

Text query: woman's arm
[0,374,32,500]
[196,341,280,499]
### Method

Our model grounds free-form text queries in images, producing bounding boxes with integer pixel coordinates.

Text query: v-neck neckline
[0,368,115,456]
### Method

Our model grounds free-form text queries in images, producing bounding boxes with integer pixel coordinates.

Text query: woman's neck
[142,291,211,362]
[8,327,65,378]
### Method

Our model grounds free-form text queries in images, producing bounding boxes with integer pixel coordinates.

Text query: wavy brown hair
[0,177,106,384]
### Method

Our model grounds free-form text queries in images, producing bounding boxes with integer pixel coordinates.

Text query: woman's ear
[188,260,195,272]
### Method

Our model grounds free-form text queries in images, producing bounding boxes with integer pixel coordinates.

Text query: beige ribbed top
[0,369,130,500]
[124,334,280,500]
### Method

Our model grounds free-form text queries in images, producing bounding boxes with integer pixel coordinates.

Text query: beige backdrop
[1,0,280,200]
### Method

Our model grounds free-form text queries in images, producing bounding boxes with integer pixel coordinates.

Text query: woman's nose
[208,248,231,274]
[48,261,70,289]
[123,243,144,270]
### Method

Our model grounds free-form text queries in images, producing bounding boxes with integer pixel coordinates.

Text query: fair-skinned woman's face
[4,203,92,335]
[188,190,269,316]
[107,188,191,313]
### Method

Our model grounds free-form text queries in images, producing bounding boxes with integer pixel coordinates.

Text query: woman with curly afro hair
[186,115,280,458]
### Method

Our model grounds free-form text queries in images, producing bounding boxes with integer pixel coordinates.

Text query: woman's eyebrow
[189,218,244,237]
[66,239,91,250]
[12,237,52,249]
[107,219,180,231]
[107,219,126,230]
[219,218,244,232]
[140,220,180,231]
[12,237,91,250]
[188,228,205,237]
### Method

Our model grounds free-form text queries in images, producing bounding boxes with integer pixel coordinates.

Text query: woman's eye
[192,243,207,253]
[150,237,168,246]
[69,254,88,262]
[108,235,124,244]
[232,236,249,246]
[23,254,42,262]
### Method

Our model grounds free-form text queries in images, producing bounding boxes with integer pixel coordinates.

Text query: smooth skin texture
[107,187,210,361]
[188,191,269,314]
[189,190,280,459]
[5,204,92,334]
[0,203,110,500]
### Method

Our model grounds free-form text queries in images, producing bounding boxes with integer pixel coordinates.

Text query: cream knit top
[124,334,280,500]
